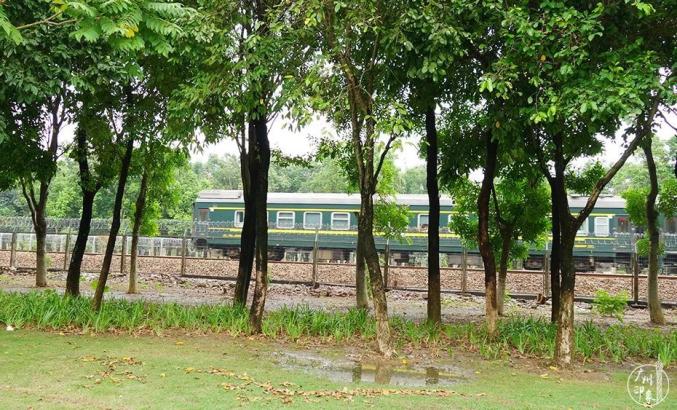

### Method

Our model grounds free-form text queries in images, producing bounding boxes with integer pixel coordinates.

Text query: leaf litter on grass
[79,355,146,386]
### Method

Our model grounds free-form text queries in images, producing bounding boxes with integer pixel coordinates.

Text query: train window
[666,217,677,234]
[276,211,295,229]
[234,210,245,228]
[331,212,350,230]
[594,216,609,236]
[577,218,589,236]
[198,208,209,222]
[418,214,429,230]
[616,217,629,233]
[303,212,322,230]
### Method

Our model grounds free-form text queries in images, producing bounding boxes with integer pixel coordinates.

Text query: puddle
[272,351,470,387]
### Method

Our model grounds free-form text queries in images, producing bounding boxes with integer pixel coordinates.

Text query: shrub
[0,290,673,364]
[592,290,628,321]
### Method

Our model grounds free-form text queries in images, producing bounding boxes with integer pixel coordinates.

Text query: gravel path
[2,250,677,302]
[1,265,675,329]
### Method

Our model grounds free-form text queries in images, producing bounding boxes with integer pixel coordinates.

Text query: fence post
[63,229,71,271]
[461,247,468,293]
[631,229,639,305]
[120,233,127,274]
[311,229,319,288]
[180,231,187,277]
[383,241,390,290]
[9,231,17,269]
[543,251,550,297]
[632,253,640,304]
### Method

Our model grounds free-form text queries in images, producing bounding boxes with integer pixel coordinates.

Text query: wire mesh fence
[1,217,677,304]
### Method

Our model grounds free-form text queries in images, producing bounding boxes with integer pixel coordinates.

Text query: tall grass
[0,290,674,365]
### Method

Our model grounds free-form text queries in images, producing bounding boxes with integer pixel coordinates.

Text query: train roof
[196,190,454,206]
[196,190,626,209]
[568,195,625,209]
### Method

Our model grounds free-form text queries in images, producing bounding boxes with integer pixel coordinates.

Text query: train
[192,190,677,272]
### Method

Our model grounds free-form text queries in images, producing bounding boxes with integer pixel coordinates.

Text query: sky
[190,115,426,169]
[190,112,676,172]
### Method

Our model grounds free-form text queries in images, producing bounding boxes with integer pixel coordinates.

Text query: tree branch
[15,10,76,30]
[576,100,659,223]
[373,133,396,185]
[491,184,506,226]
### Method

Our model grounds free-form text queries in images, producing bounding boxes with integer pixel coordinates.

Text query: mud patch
[272,350,470,387]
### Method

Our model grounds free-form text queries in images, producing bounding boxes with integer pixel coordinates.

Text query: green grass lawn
[1,330,671,409]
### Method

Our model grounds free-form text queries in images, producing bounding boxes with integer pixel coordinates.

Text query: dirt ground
[2,250,677,302]
[1,262,675,329]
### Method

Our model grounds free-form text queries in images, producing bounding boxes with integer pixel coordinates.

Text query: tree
[91,52,190,309]
[384,0,470,325]
[174,1,311,328]
[1,0,192,48]
[428,0,505,336]
[485,1,667,364]
[607,139,677,194]
[622,144,677,325]
[395,166,426,194]
[65,107,118,297]
[0,1,76,287]
[296,0,421,356]
[46,159,81,218]
[128,143,187,294]
[451,169,549,315]
[0,0,192,296]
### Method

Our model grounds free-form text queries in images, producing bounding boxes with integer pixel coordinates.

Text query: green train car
[192,190,677,272]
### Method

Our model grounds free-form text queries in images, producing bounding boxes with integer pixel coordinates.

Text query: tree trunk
[234,124,257,306]
[478,135,498,338]
[66,189,96,296]
[34,206,48,287]
[643,141,665,324]
[425,107,441,324]
[234,193,256,305]
[355,230,369,309]
[360,193,393,357]
[92,137,134,311]
[128,167,149,294]
[66,128,99,297]
[249,117,270,333]
[548,178,562,322]
[497,231,511,316]
[556,222,576,366]
[20,180,50,287]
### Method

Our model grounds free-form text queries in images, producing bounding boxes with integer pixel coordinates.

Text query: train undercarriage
[197,239,677,275]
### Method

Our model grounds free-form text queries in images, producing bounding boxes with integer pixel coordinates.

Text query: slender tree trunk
[355,231,369,308]
[66,190,96,296]
[66,128,99,297]
[360,192,393,357]
[497,232,511,316]
[20,180,50,287]
[478,135,499,338]
[556,220,576,366]
[128,167,149,294]
[23,97,62,288]
[425,107,441,324]
[92,137,134,311]
[643,141,665,324]
[234,193,256,305]
[552,160,576,365]
[34,206,48,287]
[234,124,257,306]
[551,108,645,366]
[249,117,270,333]
[548,178,562,322]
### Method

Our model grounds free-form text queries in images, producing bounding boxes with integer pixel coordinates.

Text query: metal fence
[1,227,676,305]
